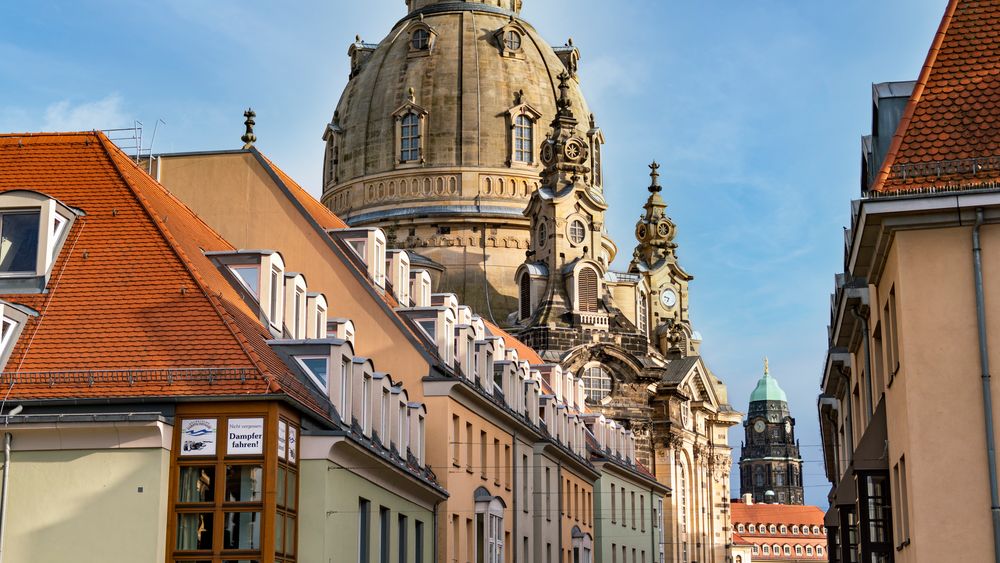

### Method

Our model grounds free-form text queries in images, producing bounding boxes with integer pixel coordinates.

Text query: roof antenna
[241,108,257,149]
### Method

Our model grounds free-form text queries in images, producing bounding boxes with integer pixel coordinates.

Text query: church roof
[750,360,788,403]
[872,0,1000,192]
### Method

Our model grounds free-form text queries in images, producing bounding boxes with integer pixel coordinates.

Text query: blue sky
[2,0,947,505]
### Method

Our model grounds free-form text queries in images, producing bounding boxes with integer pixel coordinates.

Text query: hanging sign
[278,420,287,460]
[180,418,218,456]
[227,417,265,455]
[288,426,298,463]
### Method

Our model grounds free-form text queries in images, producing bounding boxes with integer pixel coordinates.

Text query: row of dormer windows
[737,522,826,536]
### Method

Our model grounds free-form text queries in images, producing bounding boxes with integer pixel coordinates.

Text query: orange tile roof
[0,132,327,417]
[483,320,544,364]
[730,501,825,530]
[874,0,1000,191]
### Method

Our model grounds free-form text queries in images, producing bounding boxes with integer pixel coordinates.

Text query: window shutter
[578,268,598,313]
[520,275,531,319]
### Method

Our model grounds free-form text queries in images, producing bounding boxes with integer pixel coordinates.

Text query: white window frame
[295,355,330,392]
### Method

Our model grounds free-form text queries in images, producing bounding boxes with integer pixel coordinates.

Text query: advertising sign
[180,418,218,456]
[278,420,287,460]
[288,426,298,463]
[227,417,265,455]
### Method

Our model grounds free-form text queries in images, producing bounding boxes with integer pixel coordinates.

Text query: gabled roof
[730,501,826,527]
[874,0,1000,192]
[0,132,326,416]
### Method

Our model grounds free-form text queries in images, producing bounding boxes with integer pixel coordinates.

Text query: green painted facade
[1,448,171,562]
[300,459,436,563]
[593,464,665,563]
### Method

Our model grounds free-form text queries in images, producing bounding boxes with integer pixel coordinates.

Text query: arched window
[792,525,799,534]
[514,115,533,163]
[753,466,765,487]
[762,545,769,555]
[475,493,505,563]
[806,545,814,555]
[582,365,611,403]
[678,462,688,536]
[775,470,785,486]
[735,556,742,563]
[748,524,756,534]
[411,28,430,50]
[519,274,531,319]
[400,112,421,162]
[769,524,777,534]
[577,267,598,313]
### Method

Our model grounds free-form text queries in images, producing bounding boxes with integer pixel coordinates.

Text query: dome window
[494,21,528,59]
[400,113,421,162]
[514,115,534,163]
[504,30,522,51]
[411,28,430,51]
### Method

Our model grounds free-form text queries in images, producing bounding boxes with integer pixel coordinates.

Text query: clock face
[660,289,677,308]
[753,420,766,433]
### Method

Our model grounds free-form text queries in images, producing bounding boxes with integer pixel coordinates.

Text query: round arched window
[504,30,522,51]
[568,219,586,244]
[411,28,430,50]
[537,221,547,244]
[582,365,612,402]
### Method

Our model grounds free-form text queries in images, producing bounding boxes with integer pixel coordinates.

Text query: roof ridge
[870,0,960,192]
[93,133,277,390]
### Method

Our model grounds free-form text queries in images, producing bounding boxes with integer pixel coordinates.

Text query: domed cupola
[321,0,603,318]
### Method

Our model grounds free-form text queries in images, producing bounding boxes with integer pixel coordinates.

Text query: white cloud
[42,94,127,132]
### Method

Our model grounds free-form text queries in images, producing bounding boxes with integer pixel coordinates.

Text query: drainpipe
[512,431,518,563]
[0,432,11,563]
[972,207,1000,563]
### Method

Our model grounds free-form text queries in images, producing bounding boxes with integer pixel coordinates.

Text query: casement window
[611,483,616,523]
[379,506,390,563]
[358,499,371,563]
[398,514,408,563]
[339,359,350,419]
[417,414,426,464]
[231,265,260,294]
[400,113,421,162]
[451,415,461,464]
[362,374,372,435]
[582,365,611,403]
[293,288,305,338]
[475,497,505,563]
[637,291,649,336]
[414,520,424,563]
[381,388,390,441]
[514,115,534,163]
[0,210,41,274]
[295,355,330,392]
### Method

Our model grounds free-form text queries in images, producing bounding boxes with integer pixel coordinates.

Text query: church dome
[750,360,788,403]
[320,0,602,318]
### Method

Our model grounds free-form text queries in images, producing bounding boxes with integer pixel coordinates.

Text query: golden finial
[764,356,770,376]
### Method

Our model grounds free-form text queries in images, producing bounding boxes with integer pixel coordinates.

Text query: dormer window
[296,355,330,392]
[0,300,31,371]
[230,265,260,294]
[0,191,80,290]
[0,210,40,273]
[269,266,282,322]
[411,28,430,50]
[348,239,367,259]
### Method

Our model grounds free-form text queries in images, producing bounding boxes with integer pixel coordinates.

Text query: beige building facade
[820,1,1000,561]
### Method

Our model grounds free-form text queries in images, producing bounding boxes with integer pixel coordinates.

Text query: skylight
[295,355,330,392]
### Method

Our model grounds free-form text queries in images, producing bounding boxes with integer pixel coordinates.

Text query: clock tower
[739,359,804,504]
[629,162,696,358]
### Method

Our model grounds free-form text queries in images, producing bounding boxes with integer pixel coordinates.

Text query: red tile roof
[0,132,327,417]
[483,320,544,365]
[730,501,826,528]
[874,0,1000,192]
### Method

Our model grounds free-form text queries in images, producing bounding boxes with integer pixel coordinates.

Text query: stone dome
[321,0,603,318]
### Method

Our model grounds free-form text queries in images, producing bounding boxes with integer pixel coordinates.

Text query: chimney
[742,493,753,505]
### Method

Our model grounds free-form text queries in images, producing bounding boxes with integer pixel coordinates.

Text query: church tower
[629,163,697,358]
[739,359,804,504]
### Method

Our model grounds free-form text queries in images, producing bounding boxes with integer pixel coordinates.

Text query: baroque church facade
[321,1,741,561]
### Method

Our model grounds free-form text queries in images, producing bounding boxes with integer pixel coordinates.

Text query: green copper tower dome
[750,357,788,403]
